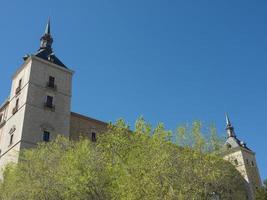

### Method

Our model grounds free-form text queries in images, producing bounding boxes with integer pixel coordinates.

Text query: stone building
[222,114,262,199]
[0,20,262,199]
[0,19,107,175]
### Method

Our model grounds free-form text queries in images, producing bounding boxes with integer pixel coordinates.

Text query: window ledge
[46,83,57,91]
[44,104,56,112]
[12,107,18,115]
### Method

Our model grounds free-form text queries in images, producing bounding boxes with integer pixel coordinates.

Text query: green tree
[176,121,224,153]
[0,118,246,200]
[0,137,110,200]
[256,179,267,200]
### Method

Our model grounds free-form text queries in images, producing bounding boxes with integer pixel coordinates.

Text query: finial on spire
[226,113,231,126]
[45,17,51,35]
[40,17,53,51]
[225,113,236,138]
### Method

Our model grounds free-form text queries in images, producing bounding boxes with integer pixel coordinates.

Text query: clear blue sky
[0,1,266,180]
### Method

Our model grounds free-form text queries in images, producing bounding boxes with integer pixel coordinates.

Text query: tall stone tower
[223,114,262,200]
[0,19,73,172]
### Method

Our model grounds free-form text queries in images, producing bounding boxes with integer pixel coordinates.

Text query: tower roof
[224,114,251,151]
[45,17,51,35]
[226,113,231,126]
[24,18,67,68]
[225,113,235,138]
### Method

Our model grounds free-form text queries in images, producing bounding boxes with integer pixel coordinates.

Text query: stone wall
[70,112,108,141]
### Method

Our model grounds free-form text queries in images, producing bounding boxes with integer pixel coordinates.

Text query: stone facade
[0,21,108,174]
[70,112,108,141]
[0,21,262,199]
[0,55,108,175]
[222,116,262,200]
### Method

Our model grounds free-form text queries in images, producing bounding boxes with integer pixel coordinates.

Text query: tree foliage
[0,119,246,200]
[256,179,267,200]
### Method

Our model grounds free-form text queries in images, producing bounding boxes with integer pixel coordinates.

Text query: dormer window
[47,76,56,89]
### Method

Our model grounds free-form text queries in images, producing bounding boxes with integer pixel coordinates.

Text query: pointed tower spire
[225,113,236,138]
[226,113,231,126]
[45,17,51,35]
[34,18,67,68]
[40,18,53,51]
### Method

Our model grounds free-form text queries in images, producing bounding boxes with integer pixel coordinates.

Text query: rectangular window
[0,114,2,123]
[46,96,53,108]
[15,79,22,94]
[13,98,19,114]
[91,132,97,142]
[9,134,14,146]
[234,159,238,165]
[48,76,55,88]
[18,79,22,88]
[251,161,254,166]
[16,99,19,108]
[43,131,50,142]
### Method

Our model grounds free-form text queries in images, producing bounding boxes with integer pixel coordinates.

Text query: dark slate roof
[24,19,68,69]
[225,136,252,151]
[35,48,67,69]
[224,114,252,152]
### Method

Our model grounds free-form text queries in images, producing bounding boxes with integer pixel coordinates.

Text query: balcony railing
[44,103,55,111]
[46,82,57,90]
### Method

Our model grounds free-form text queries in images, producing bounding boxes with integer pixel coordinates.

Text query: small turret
[225,113,236,138]
[33,18,67,68]
[224,113,251,150]
[223,114,262,199]
[40,17,53,51]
